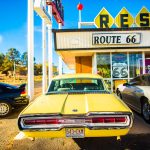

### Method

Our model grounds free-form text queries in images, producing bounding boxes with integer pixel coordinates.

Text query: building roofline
[52,27,150,33]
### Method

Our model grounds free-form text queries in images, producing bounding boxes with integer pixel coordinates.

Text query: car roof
[53,73,103,80]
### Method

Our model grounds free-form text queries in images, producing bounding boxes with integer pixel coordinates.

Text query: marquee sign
[94,8,114,28]
[92,33,141,45]
[115,8,134,28]
[46,0,64,25]
[136,7,150,27]
[34,0,52,25]
[94,7,150,28]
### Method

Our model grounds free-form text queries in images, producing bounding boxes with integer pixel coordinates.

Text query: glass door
[112,53,128,91]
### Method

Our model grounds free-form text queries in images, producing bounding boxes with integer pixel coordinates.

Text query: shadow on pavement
[2,106,27,119]
[74,134,150,150]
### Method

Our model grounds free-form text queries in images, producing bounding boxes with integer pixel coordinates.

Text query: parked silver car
[116,74,150,123]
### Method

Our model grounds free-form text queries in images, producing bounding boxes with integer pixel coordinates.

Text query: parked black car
[0,83,29,117]
[116,74,150,123]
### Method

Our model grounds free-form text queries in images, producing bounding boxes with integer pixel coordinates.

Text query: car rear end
[17,74,133,138]
[18,111,133,138]
[11,83,29,107]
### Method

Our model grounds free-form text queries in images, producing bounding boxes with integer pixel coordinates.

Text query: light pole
[28,0,34,100]
[42,0,47,94]
[48,4,53,84]
[58,23,63,75]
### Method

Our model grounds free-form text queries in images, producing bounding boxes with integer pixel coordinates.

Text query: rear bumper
[18,112,133,138]
[22,128,130,138]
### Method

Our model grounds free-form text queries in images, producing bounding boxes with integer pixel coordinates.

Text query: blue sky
[0,0,150,72]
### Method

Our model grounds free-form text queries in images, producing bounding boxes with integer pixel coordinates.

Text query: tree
[6,48,20,63]
[0,53,5,71]
[6,48,21,77]
[21,52,28,66]
[1,56,13,75]
[21,51,36,66]
[34,64,42,75]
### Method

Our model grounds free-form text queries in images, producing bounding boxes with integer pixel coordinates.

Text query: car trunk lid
[21,92,131,115]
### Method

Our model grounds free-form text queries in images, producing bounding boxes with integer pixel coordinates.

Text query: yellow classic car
[18,74,133,139]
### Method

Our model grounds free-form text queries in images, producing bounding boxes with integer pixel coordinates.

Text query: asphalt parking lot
[1,110,150,150]
[0,82,150,150]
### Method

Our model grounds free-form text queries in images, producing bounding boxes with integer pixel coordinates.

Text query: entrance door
[75,56,92,73]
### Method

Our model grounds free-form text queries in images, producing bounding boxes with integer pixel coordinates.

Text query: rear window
[48,78,105,93]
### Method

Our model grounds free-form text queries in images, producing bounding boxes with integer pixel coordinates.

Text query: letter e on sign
[94,7,114,28]
[115,7,134,28]
[135,7,150,27]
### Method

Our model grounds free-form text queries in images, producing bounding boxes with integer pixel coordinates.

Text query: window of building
[112,53,128,79]
[129,53,142,78]
[145,52,150,73]
[97,53,111,78]
[96,52,145,92]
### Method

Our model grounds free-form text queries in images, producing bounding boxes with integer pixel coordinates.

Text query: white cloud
[0,35,3,44]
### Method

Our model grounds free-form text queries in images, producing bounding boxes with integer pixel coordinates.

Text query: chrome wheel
[0,102,11,116]
[142,101,150,122]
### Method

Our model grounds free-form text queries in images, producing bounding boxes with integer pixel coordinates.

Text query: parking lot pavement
[129,111,150,134]
[1,82,150,150]
[11,134,150,150]
[73,134,150,150]
[9,111,150,150]
[1,110,150,150]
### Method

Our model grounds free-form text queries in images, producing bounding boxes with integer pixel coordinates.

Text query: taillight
[115,117,126,123]
[21,90,26,94]
[23,116,128,126]
[21,88,26,95]
[91,117,127,124]
[24,119,58,125]
[19,115,131,130]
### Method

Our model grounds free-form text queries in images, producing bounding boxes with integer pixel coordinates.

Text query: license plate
[65,128,84,138]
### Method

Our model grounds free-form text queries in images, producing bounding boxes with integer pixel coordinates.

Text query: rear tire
[142,100,150,123]
[0,102,12,117]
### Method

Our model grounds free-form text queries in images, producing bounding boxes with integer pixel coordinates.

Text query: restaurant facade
[53,7,150,91]
[53,27,150,91]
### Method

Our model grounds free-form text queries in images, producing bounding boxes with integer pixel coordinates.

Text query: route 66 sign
[112,63,128,78]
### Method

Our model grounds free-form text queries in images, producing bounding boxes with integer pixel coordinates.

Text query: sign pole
[42,0,47,94]
[28,0,34,100]
[48,4,53,84]
[78,10,81,28]
[58,23,63,75]
[77,3,83,29]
